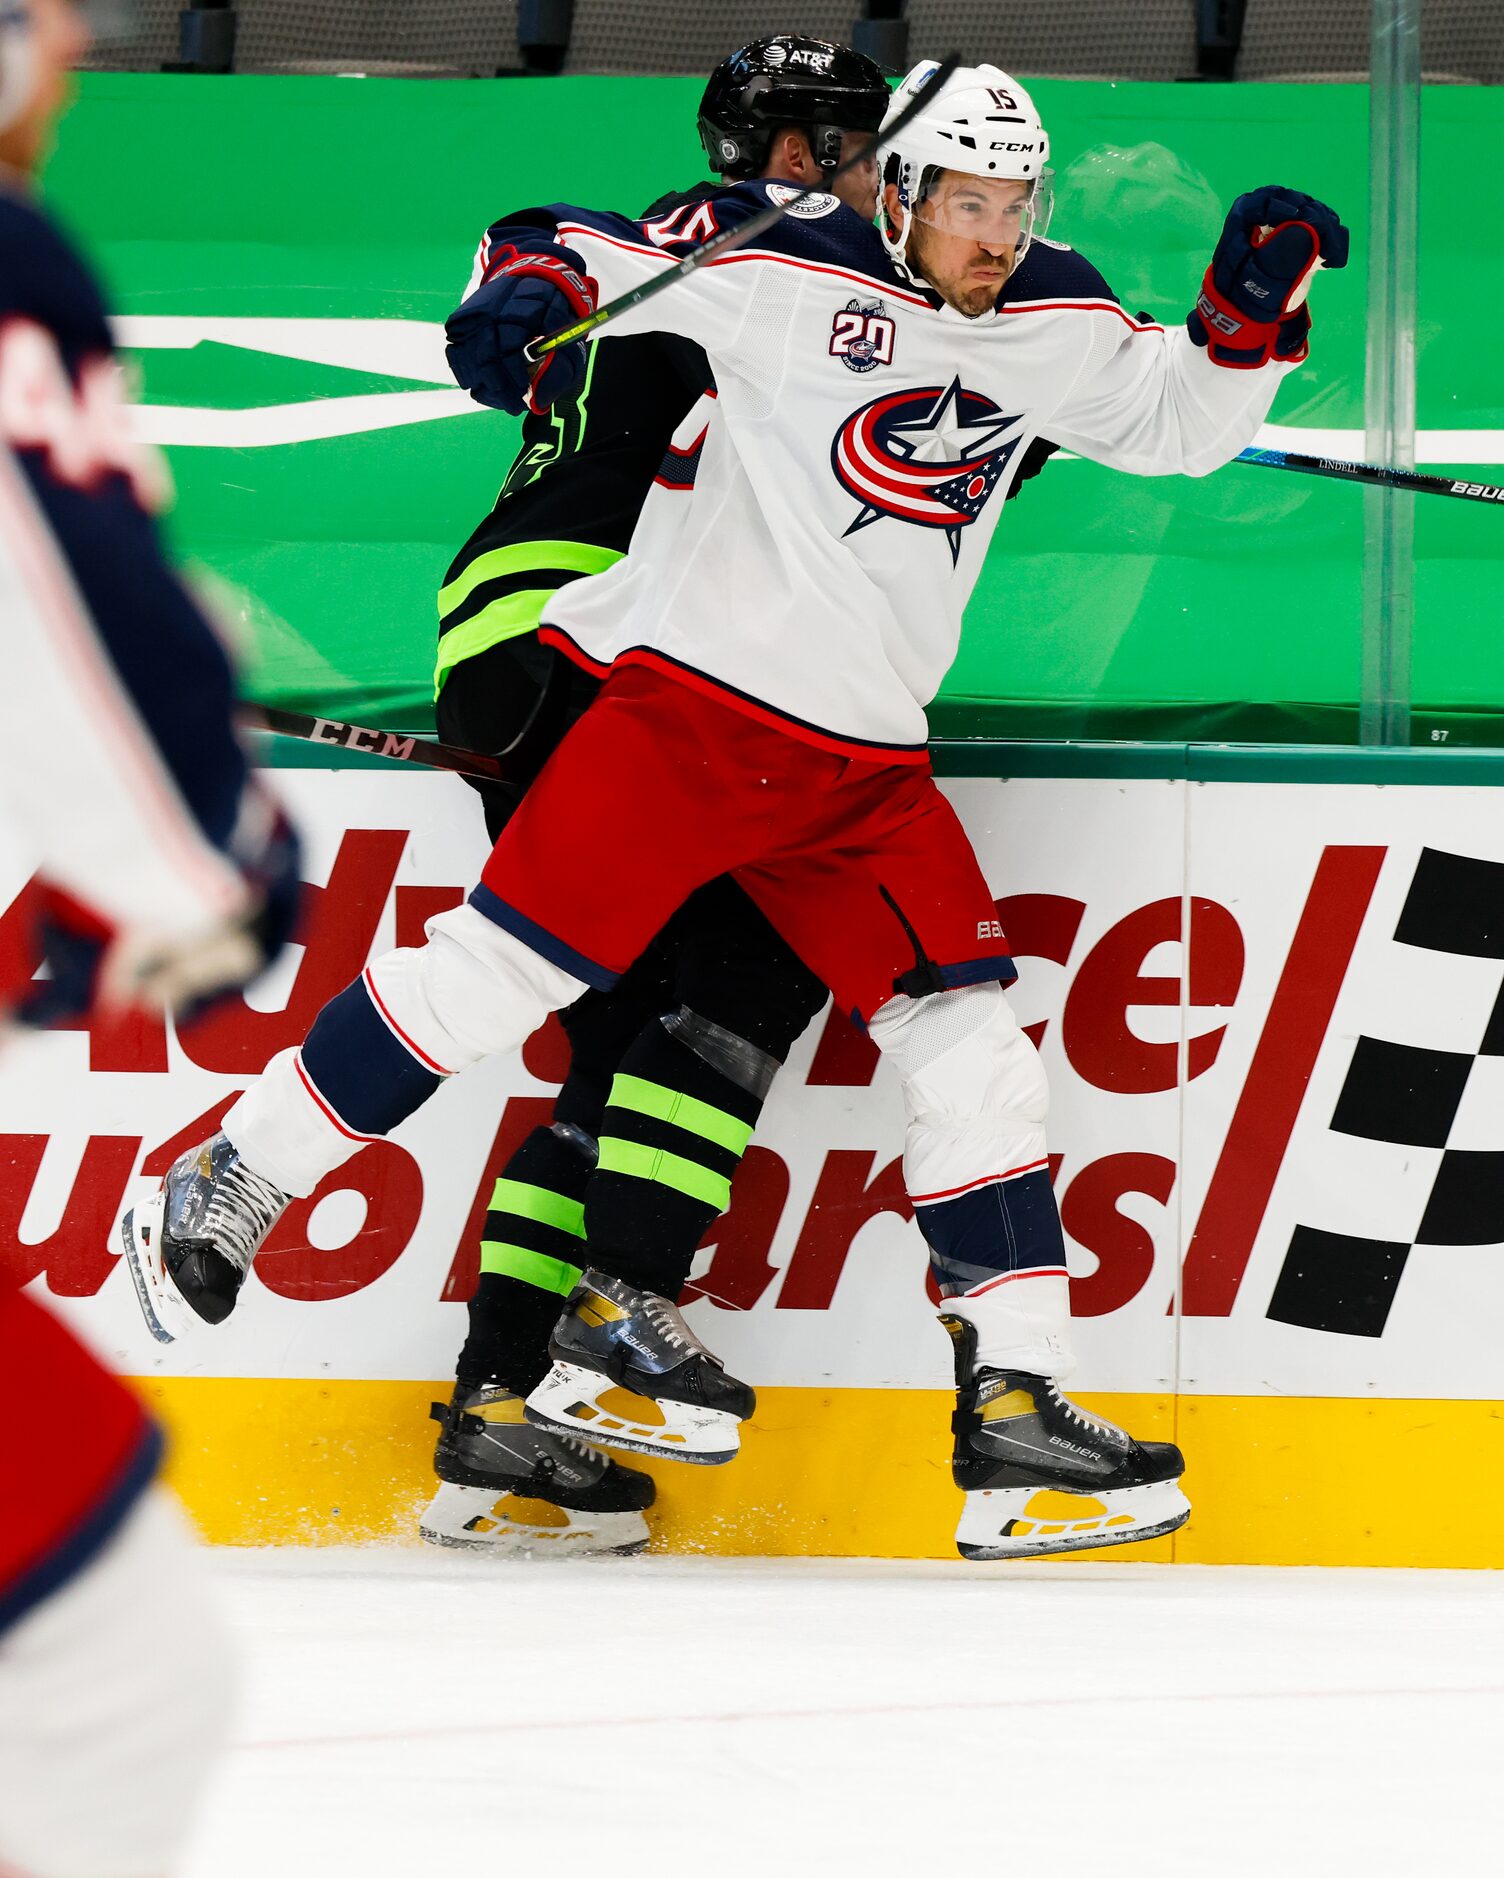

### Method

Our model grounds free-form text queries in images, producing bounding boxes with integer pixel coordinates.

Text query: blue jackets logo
[831,379,1025,563]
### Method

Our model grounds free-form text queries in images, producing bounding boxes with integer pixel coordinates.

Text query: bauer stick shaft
[1239,447,1504,506]
[242,704,514,785]
[523,53,961,363]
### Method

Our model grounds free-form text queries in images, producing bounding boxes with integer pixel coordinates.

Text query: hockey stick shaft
[242,704,514,784]
[1239,447,1504,507]
[523,53,961,363]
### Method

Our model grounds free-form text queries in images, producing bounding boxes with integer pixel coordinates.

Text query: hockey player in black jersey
[424,43,1057,1549]
[123,41,1075,1560]
[122,39,1072,1558]
[124,36,911,1556]
[421,38,894,1551]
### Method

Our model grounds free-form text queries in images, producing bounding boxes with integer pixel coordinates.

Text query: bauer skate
[421,1384,654,1557]
[525,1270,755,1465]
[120,1132,289,1344]
[943,1314,1190,1560]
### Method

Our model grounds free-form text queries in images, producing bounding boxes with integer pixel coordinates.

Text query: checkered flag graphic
[1267,847,1504,1337]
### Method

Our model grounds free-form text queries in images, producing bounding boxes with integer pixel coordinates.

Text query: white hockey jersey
[478,183,1296,759]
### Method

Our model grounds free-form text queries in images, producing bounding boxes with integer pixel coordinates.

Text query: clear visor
[913,170,1054,249]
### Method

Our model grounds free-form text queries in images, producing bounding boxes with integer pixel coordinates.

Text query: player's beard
[950,273,1009,317]
[909,226,1012,319]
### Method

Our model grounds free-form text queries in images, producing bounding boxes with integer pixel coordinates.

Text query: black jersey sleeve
[458,179,902,364]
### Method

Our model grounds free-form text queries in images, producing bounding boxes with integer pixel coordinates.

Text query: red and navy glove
[445,238,598,416]
[10,800,303,1030]
[1188,186,1349,369]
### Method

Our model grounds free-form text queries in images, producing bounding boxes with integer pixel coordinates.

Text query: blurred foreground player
[0,4,302,1872]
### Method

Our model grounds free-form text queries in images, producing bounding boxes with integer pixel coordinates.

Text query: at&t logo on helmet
[830,379,1026,561]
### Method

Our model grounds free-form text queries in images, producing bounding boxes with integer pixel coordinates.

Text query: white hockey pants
[868,982,1074,1378]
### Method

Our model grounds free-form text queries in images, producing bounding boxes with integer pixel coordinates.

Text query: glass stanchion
[1360,0,1421,747]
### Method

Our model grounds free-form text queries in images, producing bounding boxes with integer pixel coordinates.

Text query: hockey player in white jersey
[127,60,1347,1559]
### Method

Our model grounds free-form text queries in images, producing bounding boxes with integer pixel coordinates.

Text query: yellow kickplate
[472,1397,528,1425]
[144,1378,1504,1564]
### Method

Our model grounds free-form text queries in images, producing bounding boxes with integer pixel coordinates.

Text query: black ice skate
[524,1269,755,1465]
[421,1384,655,1557]
[422,1382,657,1554]
[119,1132,289,1344]
[943,1314,1190,1560]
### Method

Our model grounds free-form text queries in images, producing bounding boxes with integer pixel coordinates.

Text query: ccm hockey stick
[242,703,515,785]
[524,52,962,363]
[1238,447,1504,507]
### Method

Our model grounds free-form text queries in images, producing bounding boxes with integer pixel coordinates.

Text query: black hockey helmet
[698,36,890,180]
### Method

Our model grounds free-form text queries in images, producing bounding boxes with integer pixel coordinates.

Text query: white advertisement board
[12,770,1503,1402]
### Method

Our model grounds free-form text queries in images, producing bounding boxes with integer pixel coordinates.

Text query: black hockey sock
[454,1122,596,1397]
[584,1012,772,1299]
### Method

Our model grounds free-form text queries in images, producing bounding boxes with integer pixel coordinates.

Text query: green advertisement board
[41,74,1504,744]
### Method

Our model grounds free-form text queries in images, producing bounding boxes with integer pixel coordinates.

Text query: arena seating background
[87,0,1504,81]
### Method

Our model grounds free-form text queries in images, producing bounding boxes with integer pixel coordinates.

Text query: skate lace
[641,1293,706,1358]
[547,1428,602,1466]
[204,1161,287,1274]
[1045,1383,1119,1441]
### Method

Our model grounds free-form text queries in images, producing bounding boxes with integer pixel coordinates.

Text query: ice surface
[185,1549,1504,1877]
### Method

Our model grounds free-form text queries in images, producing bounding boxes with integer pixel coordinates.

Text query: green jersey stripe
[438,539,623,620]
[434,588,559,694]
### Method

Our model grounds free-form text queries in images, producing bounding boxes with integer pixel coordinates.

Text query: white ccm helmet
[879,59,1053,279]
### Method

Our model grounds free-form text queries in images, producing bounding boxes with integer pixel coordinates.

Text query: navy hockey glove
[445,240,598,416]
[1188,186,1349,369]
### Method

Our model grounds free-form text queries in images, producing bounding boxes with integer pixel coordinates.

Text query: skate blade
[418,1482,649,1557]
[956,1477,1191,1561]
[118,1198,201,1345]
[524,1361,743,1466]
